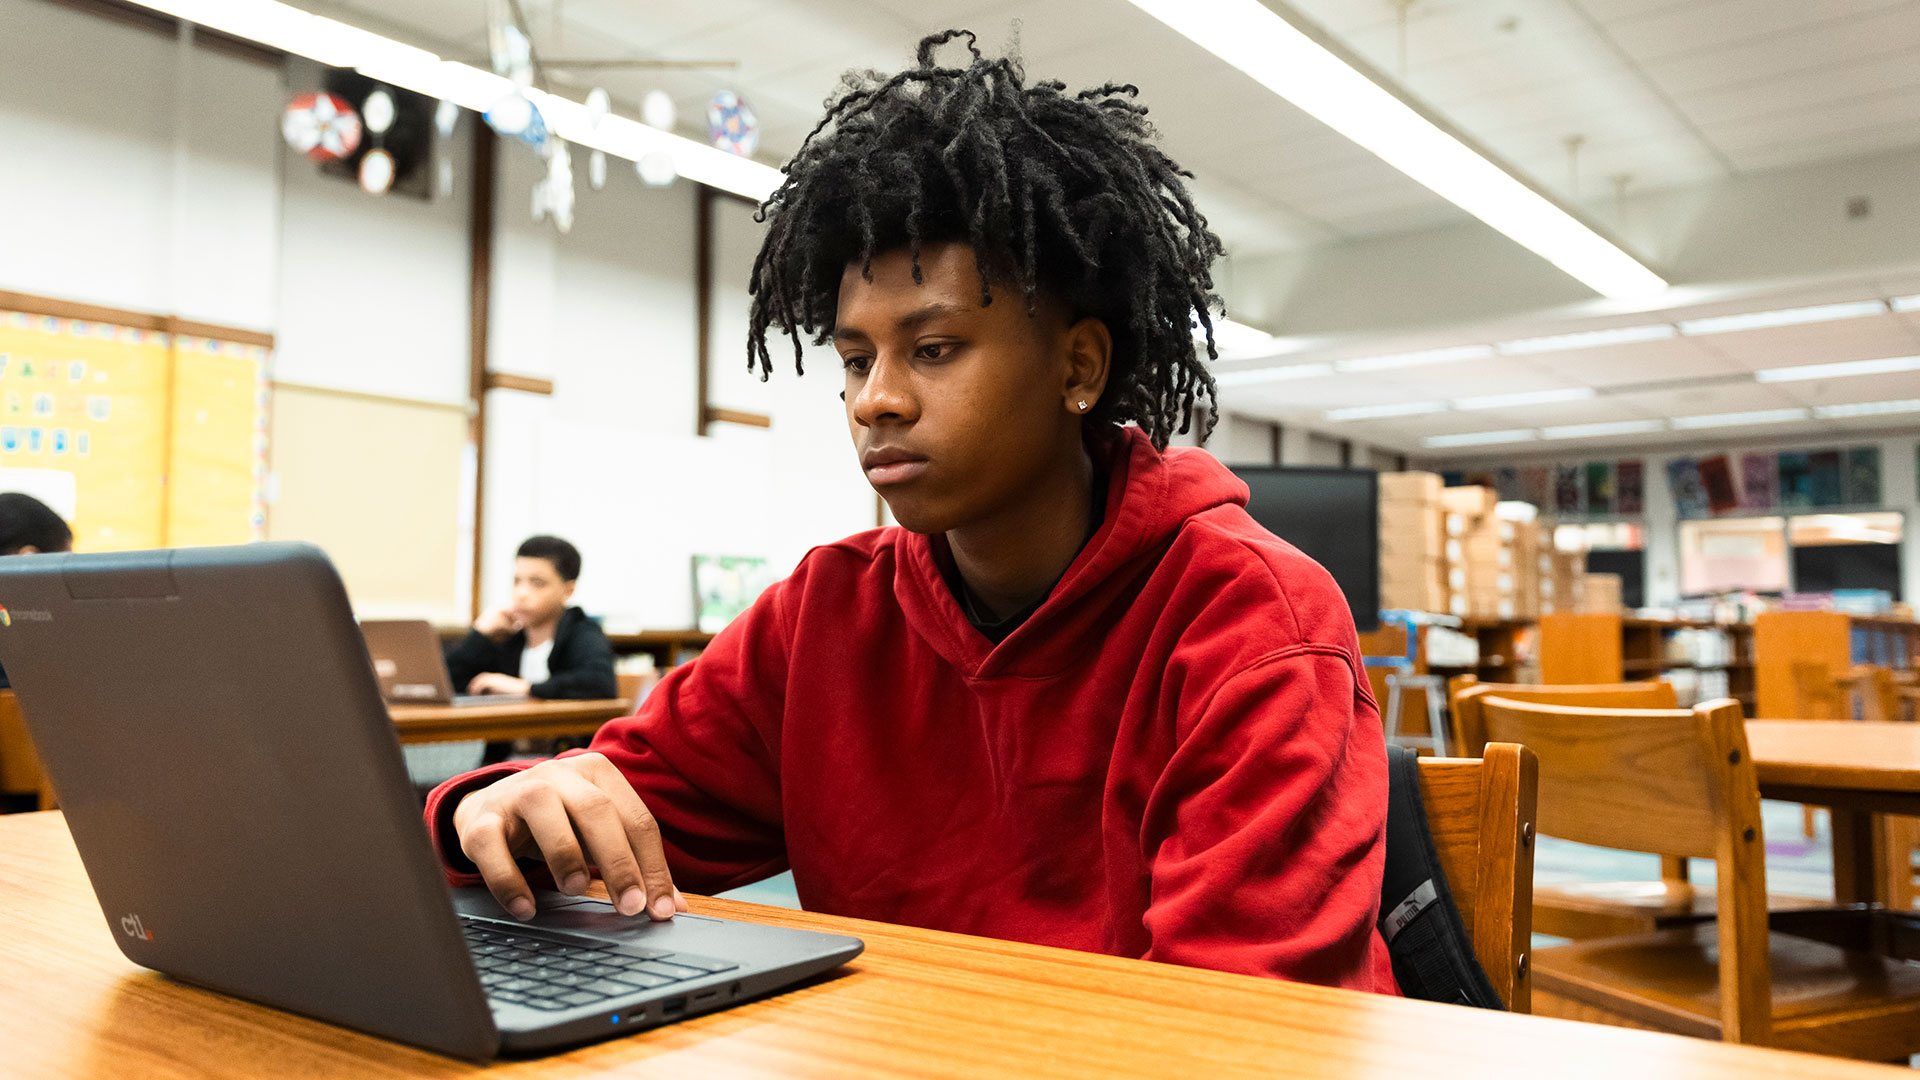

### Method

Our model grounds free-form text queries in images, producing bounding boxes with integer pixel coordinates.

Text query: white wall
[478,157,873,629]
[0,0,279,329]
[1425,432,1920,606]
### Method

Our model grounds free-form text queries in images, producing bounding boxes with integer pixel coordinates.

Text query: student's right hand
[473,607,523,641]
[451,752,687,923]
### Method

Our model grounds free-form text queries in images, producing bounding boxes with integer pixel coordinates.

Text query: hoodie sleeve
[424,581,790,894]
[1138,643,1394,992]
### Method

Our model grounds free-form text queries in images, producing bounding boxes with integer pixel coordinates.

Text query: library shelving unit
[1537,613,1757,711]
[1359,617,1535,745]
[1752,611,1919,718]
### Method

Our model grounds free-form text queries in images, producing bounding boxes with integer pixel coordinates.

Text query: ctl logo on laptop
[121,913,153,941]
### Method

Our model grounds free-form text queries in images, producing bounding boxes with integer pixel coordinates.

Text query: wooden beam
[0,290,275,349]
[483,372,554,395]
[466,124,496,623]
[695,183,715,437]
[703,407,772,429]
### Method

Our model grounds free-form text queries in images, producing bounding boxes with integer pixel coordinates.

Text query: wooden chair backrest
[1476,695,1768,1043]
[1448,675,1677,757]
[1843,665,1898,724]
[1790,661,1847,719]
[1416,743,1537,1013]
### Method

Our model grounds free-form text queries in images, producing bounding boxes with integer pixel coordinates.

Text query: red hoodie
[427,427,1398,993]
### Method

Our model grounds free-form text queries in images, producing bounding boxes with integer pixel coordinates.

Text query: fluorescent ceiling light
[1336,344,1492,373]
[126,0,782,201]
[1755,354,1920,383]
[1322,401,1448,422]
[1421,429,1536,448]
[1670,407,1810,429]
[1813,398,1920,419]
[1452,387,1596,411]
[1890,295,1920,312]
[1495,324,1675,355]
[1540,419,1667,439]
[1678,300,1886,336]
[1212,363,1334,387]
[1122,0,1665,299]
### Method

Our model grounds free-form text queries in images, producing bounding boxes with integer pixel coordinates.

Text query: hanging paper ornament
[438,158,454,198]
[532,142,576,233]
[361,88,396,136]
[484,93,547,150]
[636,151,676,187]
[281,92,362,161]
[588,150,607,191]
[643,89,676,131]
[359,148,396,195]
[434,98,460,138]
[706,91,759,156]
[586,88,611,126]
[488,15,534,90]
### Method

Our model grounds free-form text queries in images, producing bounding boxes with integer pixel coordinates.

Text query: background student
[444,535,618,700]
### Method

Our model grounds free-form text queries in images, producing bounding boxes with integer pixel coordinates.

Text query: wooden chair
[1414,743,1537,1013]
[1483,694,1920,1057]
[0,690,52,810]
[1452,677,1830,941]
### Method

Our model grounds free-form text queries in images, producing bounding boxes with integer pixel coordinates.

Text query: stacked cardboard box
[1508,517,1544,622]
[1540,549,1588,615]
[1439,485,1514,620]
[1377,472,1446,613]
[1580,573,1625,615]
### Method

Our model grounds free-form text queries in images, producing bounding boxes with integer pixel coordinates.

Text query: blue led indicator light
[609,1015,620,1024]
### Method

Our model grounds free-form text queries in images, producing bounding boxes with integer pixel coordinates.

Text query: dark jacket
[443,607,618,700]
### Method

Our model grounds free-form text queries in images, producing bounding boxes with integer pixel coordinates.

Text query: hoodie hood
[894,426,1250,678]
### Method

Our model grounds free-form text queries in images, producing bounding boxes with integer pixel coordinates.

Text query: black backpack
[1377,745,1506,1009]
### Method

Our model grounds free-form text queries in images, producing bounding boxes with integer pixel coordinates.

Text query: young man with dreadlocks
[429,31,1396,993]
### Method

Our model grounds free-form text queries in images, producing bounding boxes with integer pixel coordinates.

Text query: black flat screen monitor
[1231,467,1379,632]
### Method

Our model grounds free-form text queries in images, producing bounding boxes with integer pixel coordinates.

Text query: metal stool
[1383,672,1449,756]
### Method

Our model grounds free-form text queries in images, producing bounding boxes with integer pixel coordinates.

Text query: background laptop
[360,617,526,706]
[0,542,862,1060]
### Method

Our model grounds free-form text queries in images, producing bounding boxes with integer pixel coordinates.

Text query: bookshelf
[1753,612,1919,718]
[1538,613,1756,710]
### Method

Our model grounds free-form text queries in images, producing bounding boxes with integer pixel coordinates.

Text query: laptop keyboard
[460,916,739,1012]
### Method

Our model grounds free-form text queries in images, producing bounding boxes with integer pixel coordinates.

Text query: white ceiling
[311,0,1920,454]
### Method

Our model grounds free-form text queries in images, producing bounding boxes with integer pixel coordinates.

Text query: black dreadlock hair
[745,28,1226,449]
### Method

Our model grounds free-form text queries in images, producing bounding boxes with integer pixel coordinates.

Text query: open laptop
[360,617,526,706]
[0,542,862,1060]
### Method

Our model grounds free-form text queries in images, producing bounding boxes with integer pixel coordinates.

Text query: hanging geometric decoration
[531,141,576,233]
[585,87,610,191]
[361,88,397,136]
[358,148,396,195]
[484,93,548,150]
[281,92,362,161]
[433,98,461,138]
[706,90,758,157]
[643,89,677,131]
[636,151,676,187]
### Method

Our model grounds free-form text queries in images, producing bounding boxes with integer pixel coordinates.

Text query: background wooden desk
[3,812,1905,1079]
[1749,719,1920,905]
[388,699,631,745]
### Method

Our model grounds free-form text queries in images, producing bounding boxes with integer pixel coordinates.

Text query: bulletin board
[0,306,268,551]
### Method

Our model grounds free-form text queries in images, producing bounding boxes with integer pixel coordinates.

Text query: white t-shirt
[519,637,554,687]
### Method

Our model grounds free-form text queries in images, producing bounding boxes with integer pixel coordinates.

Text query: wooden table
[2,812,1904,1078]
[388,699,631,745]
[1749,719,1920,905]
